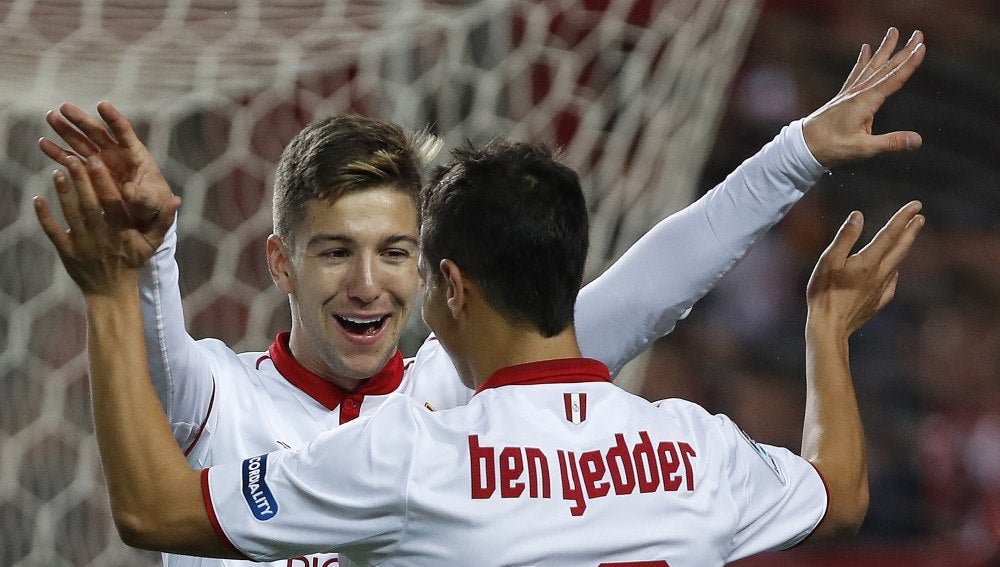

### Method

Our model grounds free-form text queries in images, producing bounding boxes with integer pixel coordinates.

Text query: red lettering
[633,431,659,493]
[657,442,682,491]
[500,446,525,498]
[470,433,694,517]
[469,435,496,498]
[525,447,550,498]
[558,450,587,516]
[679,442,696,491]
[580,450,610,498]
[606,433,636,495]
[284,558,338,567]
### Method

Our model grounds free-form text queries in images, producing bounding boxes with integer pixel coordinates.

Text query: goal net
[0,0,759,564]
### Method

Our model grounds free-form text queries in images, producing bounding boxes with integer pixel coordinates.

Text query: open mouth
[335,315,388,336]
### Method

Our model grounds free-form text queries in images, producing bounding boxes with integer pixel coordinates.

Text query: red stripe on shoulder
[200,468,250,559]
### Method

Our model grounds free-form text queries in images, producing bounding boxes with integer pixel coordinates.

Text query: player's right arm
[32,149,226,556]
[800,201,924,539]
[39,102,215,450]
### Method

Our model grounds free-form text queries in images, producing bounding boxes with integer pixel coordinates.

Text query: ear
[438,259,465,319]
[266,234,295,294]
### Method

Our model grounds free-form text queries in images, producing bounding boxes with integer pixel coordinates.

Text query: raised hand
[34,154,182,297]
[802,27,926,167]
[38,101,175,244]
[806,200,925,337]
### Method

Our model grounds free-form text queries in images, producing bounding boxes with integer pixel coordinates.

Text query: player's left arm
[34,156,234,557]
[576,28,925,376]
[801,201,924,540]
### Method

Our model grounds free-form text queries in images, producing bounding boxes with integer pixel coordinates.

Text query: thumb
[139,194,182,251]
[121,175,164,220]
[151,195,182,234]
[820,211,865,268]
[869,131,922,155]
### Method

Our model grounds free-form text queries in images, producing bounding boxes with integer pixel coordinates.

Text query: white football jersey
[156,333,465,567]
[203,358,828,566]
[137,118,826,567]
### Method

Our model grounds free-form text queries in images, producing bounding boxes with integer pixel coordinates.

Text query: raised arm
[34,158,229,556]
[40,102,215,450]
[576,28,925,375]
[802,201,924,539]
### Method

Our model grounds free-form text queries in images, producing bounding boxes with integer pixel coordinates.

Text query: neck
[454,323,582,390]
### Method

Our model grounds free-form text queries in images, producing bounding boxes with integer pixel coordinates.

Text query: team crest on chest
[563,392,587,424]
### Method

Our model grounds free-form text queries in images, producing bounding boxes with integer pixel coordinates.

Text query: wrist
[83,276,140,304]
[805,313,851,345]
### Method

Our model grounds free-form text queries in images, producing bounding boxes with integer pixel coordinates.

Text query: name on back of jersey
[469,431,696,517]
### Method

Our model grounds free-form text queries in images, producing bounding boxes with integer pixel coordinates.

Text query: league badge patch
[737,426,786,486]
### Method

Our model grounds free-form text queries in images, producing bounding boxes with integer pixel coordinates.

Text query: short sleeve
[202,395,420,562]
[714,413,828,561]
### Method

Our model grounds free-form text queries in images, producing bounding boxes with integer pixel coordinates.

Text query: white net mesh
[0,0,759,564]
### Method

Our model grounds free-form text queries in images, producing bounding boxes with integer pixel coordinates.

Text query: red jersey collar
[475,358,611,395]
[267,332,405,411]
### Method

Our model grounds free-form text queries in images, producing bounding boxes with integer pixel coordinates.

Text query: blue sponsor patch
[242,454,278,521]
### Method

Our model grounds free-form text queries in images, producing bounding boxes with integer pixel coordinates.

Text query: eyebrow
[305,234,419,248]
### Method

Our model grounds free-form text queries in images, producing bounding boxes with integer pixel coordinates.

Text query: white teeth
[341,315,385,324]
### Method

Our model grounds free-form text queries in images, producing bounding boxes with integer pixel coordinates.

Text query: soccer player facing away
[38,27,924,567]
[39,134,924,565]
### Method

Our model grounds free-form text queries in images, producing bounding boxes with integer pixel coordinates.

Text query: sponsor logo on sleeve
[242,454,278,520]
[736,426,786,486]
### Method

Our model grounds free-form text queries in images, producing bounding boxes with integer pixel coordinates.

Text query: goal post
[0,1,760,564]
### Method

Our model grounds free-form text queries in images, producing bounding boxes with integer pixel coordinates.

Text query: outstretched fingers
[858,201,924,275]
[43,108,100,160]
[62,156,106,230]
[33,190,71,255]
[855,33,926,156]
[96,101,143,150]
[879,210,925,275]
[854,27,900,87]
[59,102,119,149]
[857,30,924,96]
[819,211,865,269]
[38,136,81,167]
[839,43,873,94]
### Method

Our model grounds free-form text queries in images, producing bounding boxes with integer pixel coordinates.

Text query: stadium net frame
[0,1,759,564]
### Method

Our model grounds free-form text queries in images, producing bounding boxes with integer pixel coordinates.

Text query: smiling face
[268,186,420,389]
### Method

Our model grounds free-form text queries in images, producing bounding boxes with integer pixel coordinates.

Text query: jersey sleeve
[138,216,217,450]
[712,412,828,561]
[202,395,418,562]
[575,120,827,376]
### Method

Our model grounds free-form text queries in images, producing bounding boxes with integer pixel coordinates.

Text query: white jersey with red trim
[203,359,828,566]
[162,333,462,567]
[137,119,826,567]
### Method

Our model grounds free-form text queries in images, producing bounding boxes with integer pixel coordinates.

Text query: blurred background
[0,1,998,565]
[649,2,1000,565]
